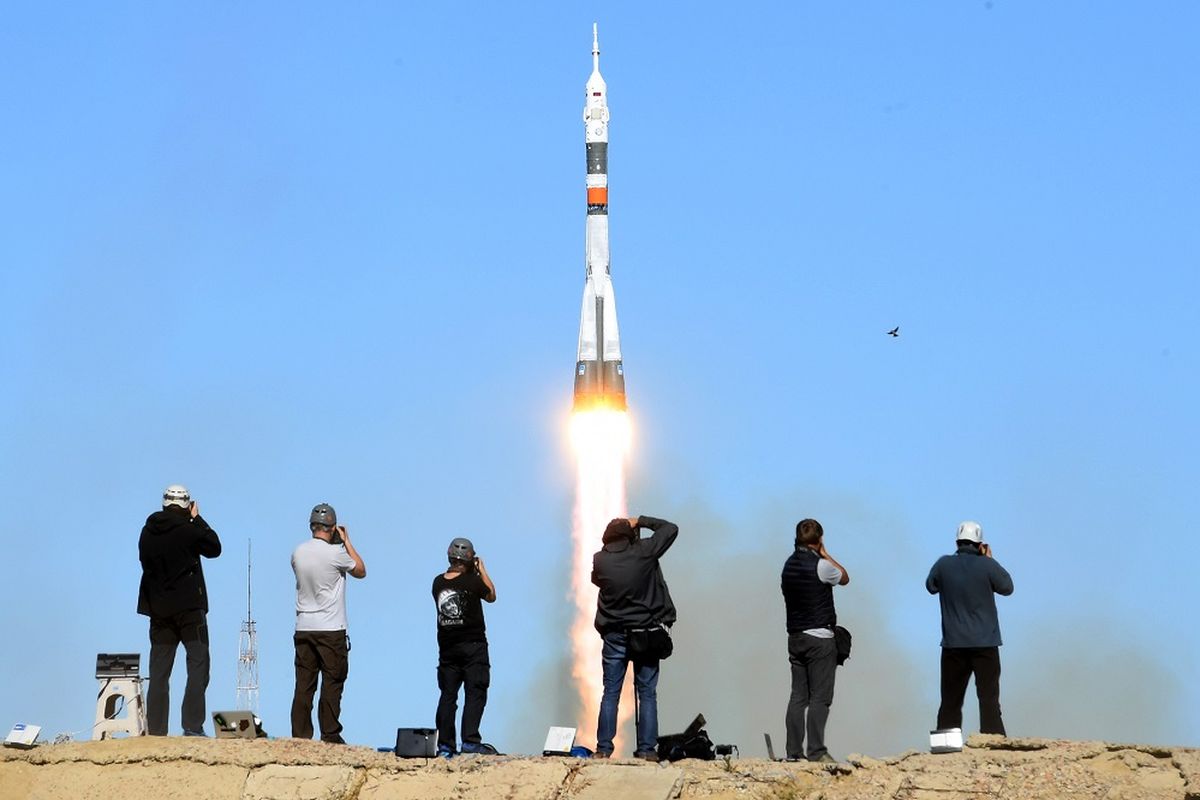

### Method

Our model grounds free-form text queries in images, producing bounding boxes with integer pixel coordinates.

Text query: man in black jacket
[137,484,221,736]
[591,514,678,761]
[781,518,850,763]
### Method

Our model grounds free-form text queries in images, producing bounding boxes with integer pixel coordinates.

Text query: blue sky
[1,2,1197,756]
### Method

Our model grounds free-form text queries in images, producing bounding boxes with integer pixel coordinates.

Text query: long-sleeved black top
[591,516,678,634]
[137,507,222,618]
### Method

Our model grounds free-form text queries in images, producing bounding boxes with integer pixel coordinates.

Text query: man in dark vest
[926,520,1013,736]
[780,518,850,763]
[137,484,222,736]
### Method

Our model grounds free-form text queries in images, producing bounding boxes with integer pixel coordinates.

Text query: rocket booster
[574,24,626,412]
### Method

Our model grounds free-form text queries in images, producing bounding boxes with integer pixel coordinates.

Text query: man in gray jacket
[926,520,1014,735]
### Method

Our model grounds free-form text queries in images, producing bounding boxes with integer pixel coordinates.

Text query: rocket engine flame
[569,408,632,747]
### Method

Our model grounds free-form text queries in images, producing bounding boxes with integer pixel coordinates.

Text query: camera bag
[394,727,437,758]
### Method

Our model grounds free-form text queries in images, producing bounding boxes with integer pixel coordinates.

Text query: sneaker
[460,742,500,755]
[632,750,660,763]
[182,729,208,737]
[436,744,456,759]
[810,753,837,764]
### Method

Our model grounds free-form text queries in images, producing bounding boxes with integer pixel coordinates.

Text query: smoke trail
[569,410,633,749]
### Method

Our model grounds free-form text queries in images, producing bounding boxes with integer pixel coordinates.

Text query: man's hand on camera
[189,501,200,519]
[981,543,992,558]
[628,516,640,530]
[336,525,349,542]
[475,556,486,572]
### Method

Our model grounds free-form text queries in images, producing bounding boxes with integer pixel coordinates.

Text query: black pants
[291,630,349,742]
[785,633,838,760]
[147,609,210,736]
[938,646,1006,735]
[435,640,490,750]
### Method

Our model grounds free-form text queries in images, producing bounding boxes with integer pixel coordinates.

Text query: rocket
[573,23,626,412]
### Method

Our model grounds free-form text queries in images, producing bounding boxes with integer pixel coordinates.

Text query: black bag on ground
[627,624,673,660]
[834,625,852,666]
[395,727,437,757]
[656,714,715,761]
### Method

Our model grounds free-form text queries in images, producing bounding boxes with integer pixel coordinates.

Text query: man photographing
[432,537,498,757]
[290,503,366,744]
[781,518,850,763]
[926,520,1013,736]
[591,514,679,761]
[138,484,221,736]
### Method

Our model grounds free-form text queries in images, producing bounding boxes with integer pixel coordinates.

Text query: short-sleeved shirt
[292,538,356,631]
[804,560,843,639]
[432,571,488,647]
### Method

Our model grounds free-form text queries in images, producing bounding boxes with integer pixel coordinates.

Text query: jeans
[435,640,491,750]
[596,631,660,755]
[291,630,349,742]
[937,646,1006,735]
[785,633,837,760]
[147,609,210,736]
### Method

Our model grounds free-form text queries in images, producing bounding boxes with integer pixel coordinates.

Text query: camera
[330,526,344,546]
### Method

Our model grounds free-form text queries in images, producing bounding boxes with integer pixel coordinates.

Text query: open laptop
[212,711,259,739]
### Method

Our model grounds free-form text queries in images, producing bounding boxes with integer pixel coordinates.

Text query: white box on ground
[5,723,41,749]
[543,726,576,755]
[929,728,964,753]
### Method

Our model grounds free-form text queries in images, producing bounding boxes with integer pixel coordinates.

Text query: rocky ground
[1,734,1197,799]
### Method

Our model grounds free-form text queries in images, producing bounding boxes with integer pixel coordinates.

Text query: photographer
[290,503,366,744]
[138,484,221,736]
[432,537,498,757]
[781,518,850,763]
[591,515,679,761]
[926,520,1013,736]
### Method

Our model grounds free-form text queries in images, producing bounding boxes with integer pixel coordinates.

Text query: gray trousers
[785,633,837,760]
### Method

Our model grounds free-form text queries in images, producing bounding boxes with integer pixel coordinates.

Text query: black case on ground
[395,727,437,757]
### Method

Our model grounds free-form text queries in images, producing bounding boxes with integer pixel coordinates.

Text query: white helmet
[163,484,191,509]
[956,520,983,544]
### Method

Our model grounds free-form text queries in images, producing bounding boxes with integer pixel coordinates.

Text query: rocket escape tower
[236,541,259,712]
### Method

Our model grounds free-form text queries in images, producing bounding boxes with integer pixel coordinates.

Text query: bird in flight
[887,326,900,337]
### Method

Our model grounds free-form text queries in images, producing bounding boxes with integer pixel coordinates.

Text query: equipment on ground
[213,711,263,739]
[4,723,41,749]
[394,727,437,758]
[542,726,577,756]
[656,714,715,762]
[93,653,146,739]
[930,727,964,753]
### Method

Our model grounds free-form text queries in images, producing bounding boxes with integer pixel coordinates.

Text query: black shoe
[632,750,660,762]
[182,729,208,738]
[460,742,500,755]
[593,751,612,759]
[321,735,347,745]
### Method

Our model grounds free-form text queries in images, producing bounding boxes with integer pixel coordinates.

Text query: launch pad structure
[236,541,259,713]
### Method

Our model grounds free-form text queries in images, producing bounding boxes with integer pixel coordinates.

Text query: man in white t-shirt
[290,503,366,743]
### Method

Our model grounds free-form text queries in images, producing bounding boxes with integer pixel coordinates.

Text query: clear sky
[2,2,1197,756]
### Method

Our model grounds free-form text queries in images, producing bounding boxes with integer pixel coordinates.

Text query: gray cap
[447,537,475,563]
[310,503,337,528]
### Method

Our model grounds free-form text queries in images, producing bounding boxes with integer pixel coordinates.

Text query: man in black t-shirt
[432,537,497,757]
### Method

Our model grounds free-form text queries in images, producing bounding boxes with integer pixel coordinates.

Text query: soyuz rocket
[573,24,626,412]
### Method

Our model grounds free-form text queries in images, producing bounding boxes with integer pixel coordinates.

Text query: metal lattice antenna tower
[236,540,259,712]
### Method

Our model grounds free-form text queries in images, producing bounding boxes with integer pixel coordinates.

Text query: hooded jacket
[591,516,678,634]
[137,507,222,618]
